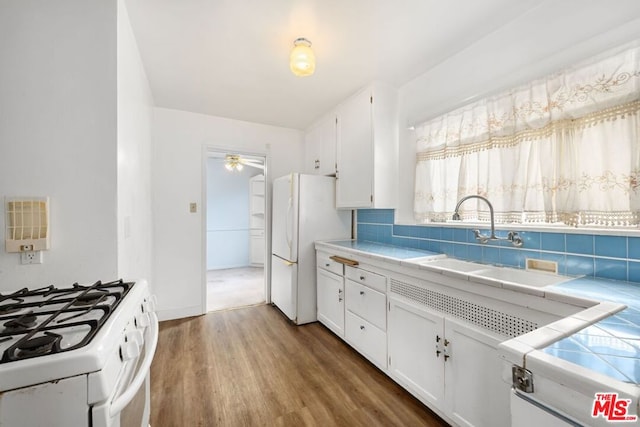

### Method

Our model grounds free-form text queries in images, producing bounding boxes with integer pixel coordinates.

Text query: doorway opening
[205,151,267,312]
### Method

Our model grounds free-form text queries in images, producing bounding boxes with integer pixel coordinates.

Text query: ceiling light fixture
[224,155,244,172]
[290,37,315,77]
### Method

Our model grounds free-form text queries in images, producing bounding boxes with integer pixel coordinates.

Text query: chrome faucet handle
[507,231,524,248]
[473,229,490,244]
[452,212,461,220]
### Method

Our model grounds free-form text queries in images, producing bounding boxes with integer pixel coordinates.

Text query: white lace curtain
[414,42,640,226]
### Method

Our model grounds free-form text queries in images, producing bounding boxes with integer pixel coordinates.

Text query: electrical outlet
[21,251,43,265]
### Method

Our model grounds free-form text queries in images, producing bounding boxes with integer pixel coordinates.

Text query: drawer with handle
[316,252,345,276]
[345,280,386,330]
[345,311,387,369]
[345,267,386,293]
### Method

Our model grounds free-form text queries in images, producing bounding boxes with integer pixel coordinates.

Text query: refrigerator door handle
[285,197,293,253]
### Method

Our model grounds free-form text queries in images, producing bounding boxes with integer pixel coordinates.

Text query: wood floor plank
[151,304,450,427]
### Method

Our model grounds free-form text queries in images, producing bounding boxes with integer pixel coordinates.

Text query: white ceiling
[123,0,626,130]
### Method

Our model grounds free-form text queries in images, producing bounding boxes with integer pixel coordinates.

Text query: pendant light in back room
[290,37,315,77]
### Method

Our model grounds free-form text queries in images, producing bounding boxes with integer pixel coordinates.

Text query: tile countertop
[505,277,640,426]
[542,278,640,384]
[316,239,640,391]
[318,239,445,262]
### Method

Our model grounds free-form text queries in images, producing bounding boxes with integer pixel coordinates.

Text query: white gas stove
[0,279,158,427]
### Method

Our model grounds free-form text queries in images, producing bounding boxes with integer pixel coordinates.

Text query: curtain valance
[414,42,640,226]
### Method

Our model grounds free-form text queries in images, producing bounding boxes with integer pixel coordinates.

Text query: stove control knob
[126,330,143,349]
[135,312,150,328]
[120,341,140,361]
[143,295,158,312]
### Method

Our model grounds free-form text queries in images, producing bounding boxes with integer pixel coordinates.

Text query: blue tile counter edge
[500,276,640,425]
[538,277,640,384]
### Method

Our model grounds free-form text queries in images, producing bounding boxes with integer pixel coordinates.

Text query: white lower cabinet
[315,248,512,426]
[317,267,345,337]
[388,297,445,407]
[388,295,509,427]
[444,317,510,427]
[344,276,387,369]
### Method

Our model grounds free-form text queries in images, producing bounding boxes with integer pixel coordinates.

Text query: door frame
[201,145,270,314]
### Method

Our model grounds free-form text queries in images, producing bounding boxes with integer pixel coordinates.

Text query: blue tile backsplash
[357,209,640,283]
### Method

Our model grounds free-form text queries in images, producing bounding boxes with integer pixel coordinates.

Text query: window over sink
[414,41,640,228]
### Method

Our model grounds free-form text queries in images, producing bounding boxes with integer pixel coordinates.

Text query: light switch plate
[189,202,197,213]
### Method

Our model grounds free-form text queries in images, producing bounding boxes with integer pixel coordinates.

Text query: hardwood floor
[151,304,449,427]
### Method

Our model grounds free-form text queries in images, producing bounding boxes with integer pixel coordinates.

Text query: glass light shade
[290,38,315,77]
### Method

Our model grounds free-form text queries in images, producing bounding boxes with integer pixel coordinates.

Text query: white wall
[0,0,118,289]
[117,0,154,283]
[396,6,640,223]
[152,108,302,320]
[206,158,255,270]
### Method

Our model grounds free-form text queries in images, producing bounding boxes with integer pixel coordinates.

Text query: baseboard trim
[156,305,203,321]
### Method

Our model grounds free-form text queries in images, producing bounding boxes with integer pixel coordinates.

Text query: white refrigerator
[271,173,351,324]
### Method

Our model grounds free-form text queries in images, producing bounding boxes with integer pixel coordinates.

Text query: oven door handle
[109,311,159,417]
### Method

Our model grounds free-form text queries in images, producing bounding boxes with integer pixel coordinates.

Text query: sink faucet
[452,195,523,247]
[452,195,497,241]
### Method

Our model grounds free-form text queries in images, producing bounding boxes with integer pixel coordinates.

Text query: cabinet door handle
[329,255,358,266]
[325,263,330,267]
[359,275,365,280]
[436,350,441,358]
[360,325,365,330]
[436,335,441,343]
[444,354,450,362]
[359,291,365,296]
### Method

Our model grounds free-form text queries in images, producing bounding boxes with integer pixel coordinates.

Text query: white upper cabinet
[335,82,398,209]
[303,112,337,176]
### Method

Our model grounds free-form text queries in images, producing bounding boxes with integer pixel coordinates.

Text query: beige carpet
[207,267,265,312]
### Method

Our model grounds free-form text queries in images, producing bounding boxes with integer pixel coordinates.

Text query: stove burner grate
[0,302,23,316]
[0,286,54,316]
[72,292,106,307]
[3,312,38,331]
[16,333,61,358]
[0,279,134,364]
